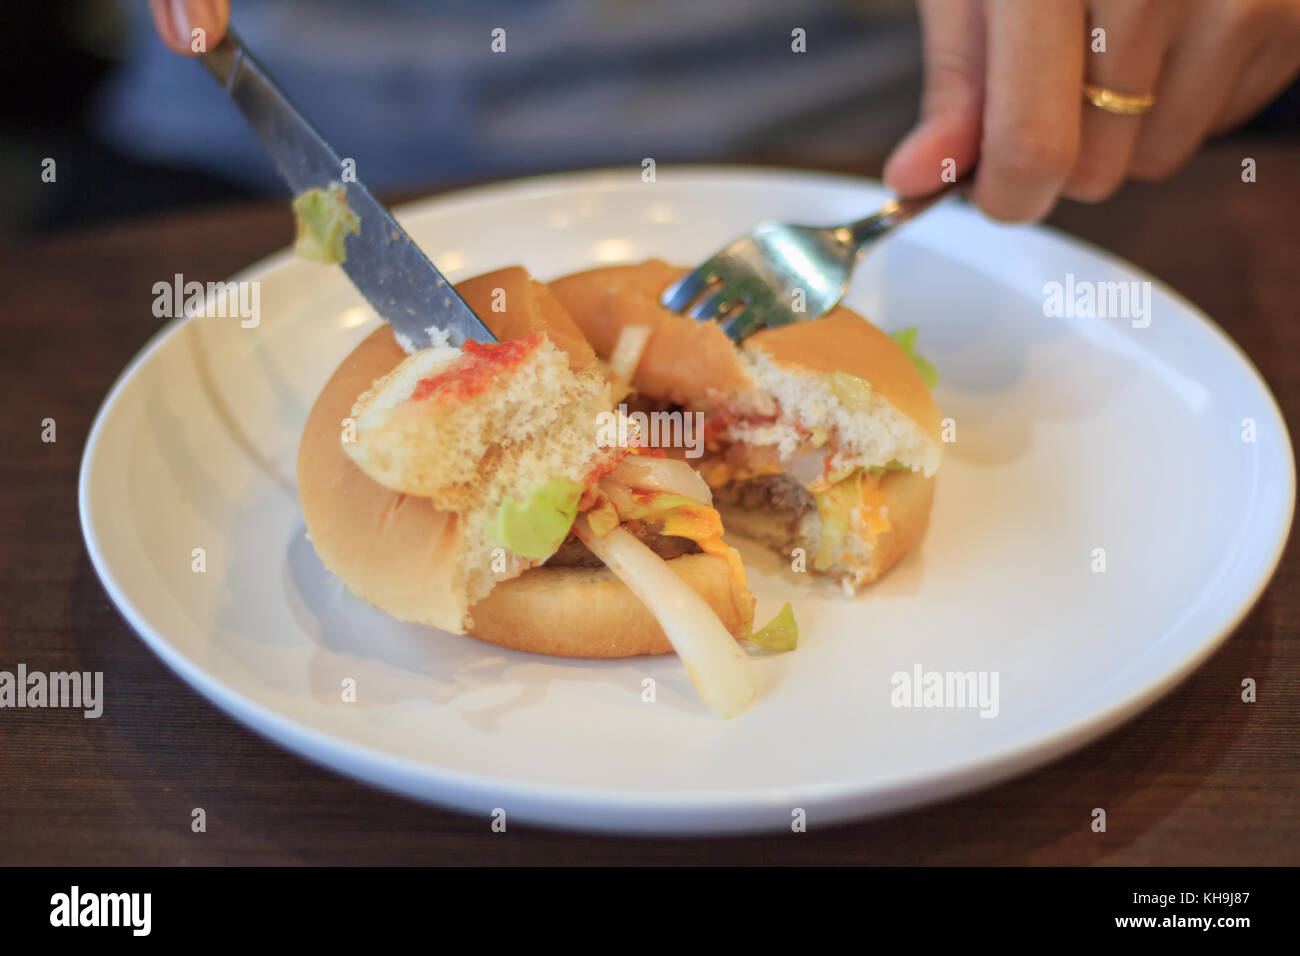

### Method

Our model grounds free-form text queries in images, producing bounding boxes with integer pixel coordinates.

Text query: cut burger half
[297,267,757,716]
[549,259,943,592]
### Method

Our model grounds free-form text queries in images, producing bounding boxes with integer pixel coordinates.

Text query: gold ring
[1083,84,1155,115]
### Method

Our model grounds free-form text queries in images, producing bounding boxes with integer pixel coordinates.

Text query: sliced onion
[597,478,640,516]
[786,449,830,486]
[574,515,756,717]
[607,456,712,505]
[608,324,653,381]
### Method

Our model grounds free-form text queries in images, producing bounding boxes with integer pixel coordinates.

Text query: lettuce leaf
[749,602,798,651]
[812,470,863,570]
[889,327,938,389]
[292,183,361,264]
[494,478,584,559]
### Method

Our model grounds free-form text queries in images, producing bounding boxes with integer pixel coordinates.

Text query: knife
[200,28,497,349]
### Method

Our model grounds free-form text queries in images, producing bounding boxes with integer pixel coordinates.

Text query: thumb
[884,0,985,196]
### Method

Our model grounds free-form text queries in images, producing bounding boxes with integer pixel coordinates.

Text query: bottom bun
[468,553,755,658]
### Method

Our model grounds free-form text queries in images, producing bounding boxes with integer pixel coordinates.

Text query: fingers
[973,0,1086,221]
[1210,14,1300,132]
[1129,1,1271,181]
[883,0,984,197]
[897,0,1300,214]
[149,0,230,55]
[1063,0,1177,202]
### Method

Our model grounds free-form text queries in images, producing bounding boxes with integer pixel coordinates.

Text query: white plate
[80,168,1295,834]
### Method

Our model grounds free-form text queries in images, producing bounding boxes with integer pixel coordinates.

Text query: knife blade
[200,29,497,349]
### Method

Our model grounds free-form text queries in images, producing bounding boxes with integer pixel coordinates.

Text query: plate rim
[78,164,1297,834]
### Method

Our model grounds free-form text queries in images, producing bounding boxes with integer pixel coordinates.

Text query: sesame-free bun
[741,314,943,477]
[469,553,752,657]
[746,315,942,457]
[549,260,770,415]
[550,261,941,471]
[297,326,468,633]
[297,273,755,655]
[339,330,618,620]
[457,266,596,369]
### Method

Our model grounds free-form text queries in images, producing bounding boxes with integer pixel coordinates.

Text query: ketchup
[409,333,541,402]
[582,451,628,486]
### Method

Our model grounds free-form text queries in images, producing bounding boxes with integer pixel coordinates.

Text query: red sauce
[409,333,542,402]
[583,450,629,486]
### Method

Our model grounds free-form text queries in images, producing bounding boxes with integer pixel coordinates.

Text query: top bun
[549,260,942,475]
[457,266,597,368]
[549,260,771,415]
[300,267,614,634]
[742,313,943,476]
[298,324,469,632]
[344,333,613,510]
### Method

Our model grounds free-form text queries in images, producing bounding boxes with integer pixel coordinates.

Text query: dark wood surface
[2,140,1296,865]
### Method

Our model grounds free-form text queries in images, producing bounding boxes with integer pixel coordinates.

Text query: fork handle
[848,174,973,248]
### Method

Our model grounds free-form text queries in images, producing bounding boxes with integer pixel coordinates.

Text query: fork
[661,176,969,341]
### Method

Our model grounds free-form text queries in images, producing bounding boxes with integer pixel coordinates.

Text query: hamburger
[297,260,940,716]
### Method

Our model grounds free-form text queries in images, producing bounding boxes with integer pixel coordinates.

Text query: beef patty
[711,474,815,521]
[548,475,815,568]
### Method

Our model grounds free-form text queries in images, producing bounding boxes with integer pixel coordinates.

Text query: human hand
[884,0,1300,221]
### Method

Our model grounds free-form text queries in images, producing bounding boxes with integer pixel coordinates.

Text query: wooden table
[2,141,1296,865]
